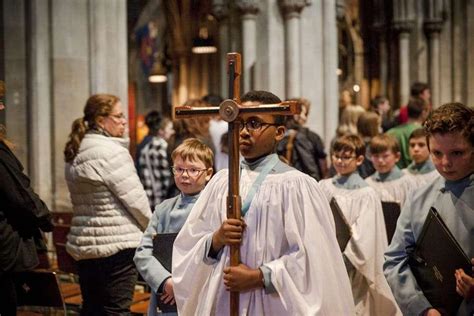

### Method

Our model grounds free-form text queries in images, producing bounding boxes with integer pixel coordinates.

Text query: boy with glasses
[319,134,401,315]
[134,138,214,316]
[365,134,418,206]
[384,103,473,316]
[172,90,354,315]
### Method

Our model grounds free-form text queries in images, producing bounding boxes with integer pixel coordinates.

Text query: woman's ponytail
[64,117,87,163]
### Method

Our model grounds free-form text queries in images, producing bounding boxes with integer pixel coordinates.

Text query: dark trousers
[77,248,137,316]
[0,273,17,316]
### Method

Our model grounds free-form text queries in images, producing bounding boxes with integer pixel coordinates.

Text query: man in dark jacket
[277,98,328,180]
[0,81,53,315]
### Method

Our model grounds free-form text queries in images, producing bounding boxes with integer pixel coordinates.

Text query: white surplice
[402,167,440,188]
[319,178,402,316]
[172,156,354,316]
[365,173,418,206]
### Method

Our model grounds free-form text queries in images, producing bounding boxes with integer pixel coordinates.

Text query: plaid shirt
[138,137,171,210]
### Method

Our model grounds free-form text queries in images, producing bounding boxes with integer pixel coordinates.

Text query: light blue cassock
[384,174,474,315]
[134,193,200,316]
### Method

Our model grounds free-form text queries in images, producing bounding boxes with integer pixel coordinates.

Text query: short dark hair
[407,97,427,119]
[370,95,387,110]
[410,82,429,97]
[145,110,163,135]
[202,94,223,107]
[423,102,474,147]
[409,128,427,141]
[332,134,366,157]
[241,90,285,125]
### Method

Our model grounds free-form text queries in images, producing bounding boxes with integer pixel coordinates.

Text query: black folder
[381,201,401,243]
[408,207,472,315]
[152,232,178,313]
[152,232,178,272]
[329,197,352,252]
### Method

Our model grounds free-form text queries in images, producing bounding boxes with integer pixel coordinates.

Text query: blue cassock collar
[406,159,435,175]
[372,166,404,182]
[332,172,368,189]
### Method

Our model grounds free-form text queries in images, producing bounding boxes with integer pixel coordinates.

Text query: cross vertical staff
[226,53,242,316]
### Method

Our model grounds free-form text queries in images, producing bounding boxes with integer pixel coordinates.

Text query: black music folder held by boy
[408,207,471,315]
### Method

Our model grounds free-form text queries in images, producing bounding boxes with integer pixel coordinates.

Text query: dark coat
[277,127,327,181]
[0,141,53,276]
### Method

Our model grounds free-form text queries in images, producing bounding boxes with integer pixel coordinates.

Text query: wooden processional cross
[174,52,299,315]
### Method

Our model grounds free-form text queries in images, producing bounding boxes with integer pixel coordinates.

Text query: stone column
[451,0,466,103]
[377,29,388,96]
[372,0,388,96]
[279,0,306,99]
[88,0,128,105]
[212,0,230,98]
[3,0,28,164]
[27,0,52,204]
[392,0,415,105]
[51,0,90,211]
[424,0,444,108]
[236,0,259,92]
[322,0,338,151]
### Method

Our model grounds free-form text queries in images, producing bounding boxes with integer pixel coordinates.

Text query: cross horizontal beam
[175,100,300,121]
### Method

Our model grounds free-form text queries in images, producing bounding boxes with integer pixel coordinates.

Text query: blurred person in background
[356,111,380,178]
[397,82,431,125]
[137,111,175,209]
[387,97,430,169]
[277,98,328,180]
[0,81,53,316]
[203,94,228,172]
[370,95,396,132]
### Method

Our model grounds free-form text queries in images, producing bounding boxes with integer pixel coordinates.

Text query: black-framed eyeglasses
[240,119,279,132]
[172,166,208,177]
[331,154,356,162]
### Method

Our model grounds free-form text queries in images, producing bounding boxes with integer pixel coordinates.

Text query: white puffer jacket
[65,133,152,260]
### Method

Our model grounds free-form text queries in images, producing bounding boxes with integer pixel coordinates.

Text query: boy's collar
[332,172,367,189]
[178,192,201,208]
[440,173,474,197]
[241,153,277,170]
[407,159,435,174]
[372,165,404,182]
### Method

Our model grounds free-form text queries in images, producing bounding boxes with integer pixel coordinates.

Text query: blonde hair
[339,105,366,134]
[357,111,380,138]
[63,94,120,162]
[171,138,214,169]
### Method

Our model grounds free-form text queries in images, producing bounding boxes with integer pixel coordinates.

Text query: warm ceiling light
[148,74,167,83]
[148,60,167,83]
[192,37,217,54]
[192,25,217,54]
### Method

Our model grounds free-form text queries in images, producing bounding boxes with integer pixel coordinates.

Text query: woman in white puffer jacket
[64,94,151,315]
